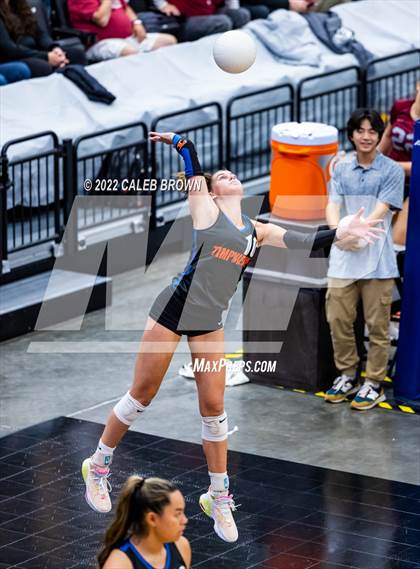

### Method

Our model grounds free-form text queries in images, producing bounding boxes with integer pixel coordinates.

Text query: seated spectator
[0,0,69,77]
[129,0,182,36]
[0,61,31,86]
[378,81,419,246]
[68,0,177,62]
[241,0,315,19]
[153,0,251,42]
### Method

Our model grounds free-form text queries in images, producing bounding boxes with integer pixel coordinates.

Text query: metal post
[149,135,157,231]
[358,66,367,108]
[62,138,78,256]
[0,154,10,274]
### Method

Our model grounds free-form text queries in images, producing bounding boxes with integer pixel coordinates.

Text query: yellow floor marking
[398,405,415,414]
[238,376,417,415]
[360,371,392,382]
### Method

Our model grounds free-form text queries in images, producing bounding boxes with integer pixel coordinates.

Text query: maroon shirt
[68,0,132,42]
[389,99,415,163]
[170,0,224,16]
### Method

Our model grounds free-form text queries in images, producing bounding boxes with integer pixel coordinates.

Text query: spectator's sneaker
[351,382,386,410]
[226,366,250,387]
[82,458,112,513]
[178,362,195,379]
[325,374,359,403]
[199,490,239,543]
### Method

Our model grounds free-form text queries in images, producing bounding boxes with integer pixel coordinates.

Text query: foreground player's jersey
[119,540,187,569]
[170,210,258,314]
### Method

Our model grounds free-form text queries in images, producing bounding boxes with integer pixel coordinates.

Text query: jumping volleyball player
[82,132,383,543]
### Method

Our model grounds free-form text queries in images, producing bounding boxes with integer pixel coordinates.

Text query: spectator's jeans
[240,4,270,19]
[0,62,31,86]
[326,278,394,383]
[22,58,52,77]
[180,8,251,42]
[217,7,251,27]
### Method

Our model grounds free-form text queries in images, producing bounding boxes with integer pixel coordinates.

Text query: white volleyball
[338,215,368,249]
[213,30,257,74]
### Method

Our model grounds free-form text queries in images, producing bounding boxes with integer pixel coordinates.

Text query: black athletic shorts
[149,285,223,337]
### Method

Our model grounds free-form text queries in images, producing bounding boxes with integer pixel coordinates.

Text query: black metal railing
[150,103,223,209]
[366,49,420,115]
[297,66,362,150]
[1,49,415,278]
[72,122,149,231]
[226,84,293,182]
[0,132,61,270]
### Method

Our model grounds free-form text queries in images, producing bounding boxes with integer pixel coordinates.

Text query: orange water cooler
[269,122,339,220]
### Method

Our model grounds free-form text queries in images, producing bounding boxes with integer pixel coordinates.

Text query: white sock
[92,439,115,468]
[366,380,381,389]
[343,372,356,381]
[209,471,229,497]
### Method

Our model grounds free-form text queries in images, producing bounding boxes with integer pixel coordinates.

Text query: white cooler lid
[272,122,338,145]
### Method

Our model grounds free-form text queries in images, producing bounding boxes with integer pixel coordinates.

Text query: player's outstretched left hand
[336,207,385,244]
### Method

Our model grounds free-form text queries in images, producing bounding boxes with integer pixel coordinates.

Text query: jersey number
[244,234,257,258]
[392,126,413,153]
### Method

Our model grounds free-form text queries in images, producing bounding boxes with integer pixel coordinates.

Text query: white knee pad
[202,412,228,442]
[113,392,146,426]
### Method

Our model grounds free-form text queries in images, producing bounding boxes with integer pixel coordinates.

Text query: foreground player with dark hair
[98,476,190,569]
[82,132,383,543]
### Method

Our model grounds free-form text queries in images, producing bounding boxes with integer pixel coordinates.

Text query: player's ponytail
[97,476,178,568]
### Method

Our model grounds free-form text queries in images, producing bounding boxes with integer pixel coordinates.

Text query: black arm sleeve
[283,229,337,251]
[0,19,48,62]
[172,135,203,178]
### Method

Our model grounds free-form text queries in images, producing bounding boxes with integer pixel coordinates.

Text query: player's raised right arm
[149,132,218,227]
